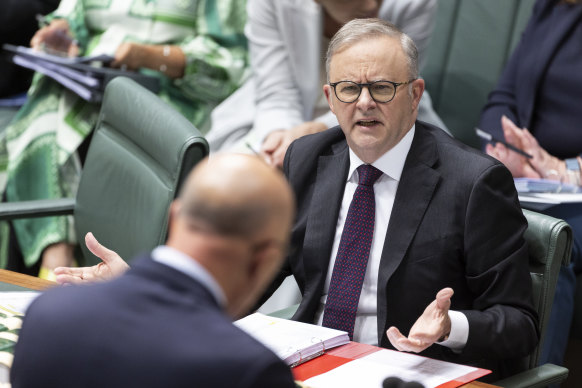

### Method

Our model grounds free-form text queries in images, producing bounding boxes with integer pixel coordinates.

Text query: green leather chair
[495,209,571,388]
[0,77,208,265]
[423,0,535,148]
[269,209,571,387]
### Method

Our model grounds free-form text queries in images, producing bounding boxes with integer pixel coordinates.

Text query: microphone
[382,376,425,388]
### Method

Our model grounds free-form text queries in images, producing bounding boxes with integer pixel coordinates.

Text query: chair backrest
[423,0,535,148]
[522,209,572,368]
[74,77,208,265]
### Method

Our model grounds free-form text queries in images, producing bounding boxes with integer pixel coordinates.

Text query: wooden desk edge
[0,269,56,291]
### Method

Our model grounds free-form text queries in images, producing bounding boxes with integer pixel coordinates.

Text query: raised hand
[386,288,453,353]
[53,232,129,285]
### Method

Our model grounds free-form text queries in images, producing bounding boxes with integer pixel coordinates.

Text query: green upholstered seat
[492,209,570,387]
[0,77,208,265]
[423,0,535,148]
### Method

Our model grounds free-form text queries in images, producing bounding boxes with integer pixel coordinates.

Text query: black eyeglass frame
[328,79,417,103]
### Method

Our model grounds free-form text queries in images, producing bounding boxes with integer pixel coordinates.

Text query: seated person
[11,154,296,388]
[206,0,449,168]
[56,19,539,382]
[0,0,248,278]
[479,0,582,368]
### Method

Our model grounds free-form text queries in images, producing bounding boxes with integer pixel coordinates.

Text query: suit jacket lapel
[376,124,440,341]
[298,142,349,319]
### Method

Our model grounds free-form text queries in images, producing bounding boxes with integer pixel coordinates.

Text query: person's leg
[539,263,576,366]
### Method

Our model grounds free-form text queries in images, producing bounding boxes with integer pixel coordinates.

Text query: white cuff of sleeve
[437,310,468,351]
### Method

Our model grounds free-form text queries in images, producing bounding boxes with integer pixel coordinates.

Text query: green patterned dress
[0,0,248,268]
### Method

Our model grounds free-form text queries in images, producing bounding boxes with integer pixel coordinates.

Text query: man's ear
[411,78,425,111]
[323,84,336,114]
[168,200,181,227]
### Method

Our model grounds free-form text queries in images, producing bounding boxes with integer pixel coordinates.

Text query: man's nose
[356,86,377,109]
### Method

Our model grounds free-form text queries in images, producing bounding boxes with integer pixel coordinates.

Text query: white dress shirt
[314,125,468,350]
[151,245,227,309]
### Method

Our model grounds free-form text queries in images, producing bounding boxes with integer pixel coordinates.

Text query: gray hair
[325,18,419,82]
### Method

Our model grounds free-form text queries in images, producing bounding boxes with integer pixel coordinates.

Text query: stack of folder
[3,44,160,103]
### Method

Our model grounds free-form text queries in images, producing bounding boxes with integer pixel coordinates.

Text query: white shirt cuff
[437,310,468,351]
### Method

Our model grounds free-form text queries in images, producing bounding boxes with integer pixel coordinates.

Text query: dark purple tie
[322,164,383,339]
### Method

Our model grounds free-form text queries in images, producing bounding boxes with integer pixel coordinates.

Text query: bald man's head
[168,154,295,317]
[177,154,295,240]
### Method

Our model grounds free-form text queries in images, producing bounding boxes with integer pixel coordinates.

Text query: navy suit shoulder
[11,256,295,388]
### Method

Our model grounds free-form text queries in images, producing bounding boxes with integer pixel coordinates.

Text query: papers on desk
[0,291,40,375]
[235,313,349,367]
[3,44,160,103]
[292,342,491,388]
[514,178,580,193]
[304,349,484,388]
[515,178,582,211]
[0,292,40,316]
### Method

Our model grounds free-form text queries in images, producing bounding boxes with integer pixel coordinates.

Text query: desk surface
[0,271,498,387]
[294,342,499,388]
[0,269,55,291]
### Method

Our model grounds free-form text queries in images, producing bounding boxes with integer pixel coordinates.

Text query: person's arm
[110,43,186,79]
[171,0,248,105]
[460,163,539,360]
[247,0,306,142]
[53,233,129,285]
[478,0,545,148]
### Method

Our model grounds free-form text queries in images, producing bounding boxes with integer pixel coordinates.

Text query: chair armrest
[0,198,76,220]
[494,363,568,388]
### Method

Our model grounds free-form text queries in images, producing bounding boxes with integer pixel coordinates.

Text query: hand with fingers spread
[53,232,129,285]
[386,288,453,353]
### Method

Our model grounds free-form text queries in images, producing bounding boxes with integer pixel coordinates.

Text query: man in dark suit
[53,18,539,381]
[10,154,296,388]
[263,18,538,380]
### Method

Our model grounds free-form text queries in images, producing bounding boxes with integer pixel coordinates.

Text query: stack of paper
[514,178,580,193]
[235,313,349,367]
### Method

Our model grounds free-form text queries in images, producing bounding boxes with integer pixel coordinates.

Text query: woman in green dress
[0,0,248,277]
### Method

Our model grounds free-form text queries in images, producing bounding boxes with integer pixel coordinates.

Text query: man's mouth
[356,119,380,127]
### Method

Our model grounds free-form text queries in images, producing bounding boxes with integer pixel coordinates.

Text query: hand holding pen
[482,115,568,180]
[31,17,79,58]
[475,127,532,159]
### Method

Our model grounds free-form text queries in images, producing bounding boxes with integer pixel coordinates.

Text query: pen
[245,142,261,156]
[475,128,533,159]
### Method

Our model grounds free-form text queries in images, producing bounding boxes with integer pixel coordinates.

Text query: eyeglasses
[329,79,416,103]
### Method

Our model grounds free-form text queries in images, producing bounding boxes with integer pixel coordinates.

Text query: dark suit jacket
[264,121,538,380]
[479,0,582,159]
[11,257,295,388]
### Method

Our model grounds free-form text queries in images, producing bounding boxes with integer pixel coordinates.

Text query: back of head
[325,18,419,80]
[169,153,295,317]
[177,153,294,239]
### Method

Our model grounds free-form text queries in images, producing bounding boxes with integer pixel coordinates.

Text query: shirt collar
[347,124,415,182]
[151,245,227,308]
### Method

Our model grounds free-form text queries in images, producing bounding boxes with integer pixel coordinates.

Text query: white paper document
[304,349,478,388]
[0,292,40,316]
[235,313,349,366]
